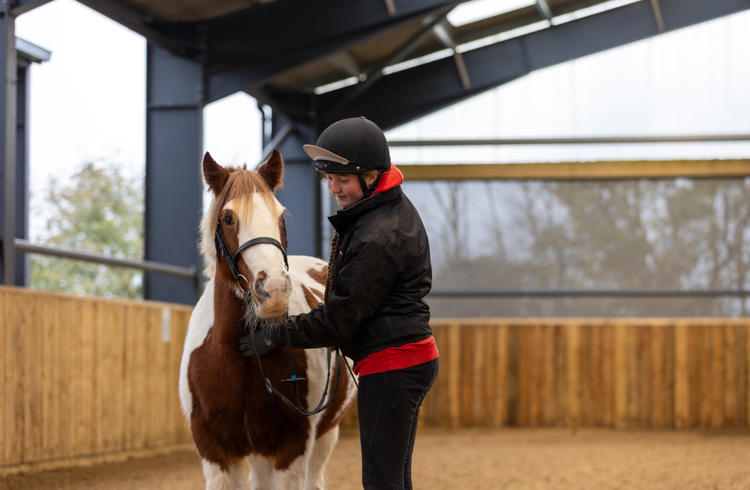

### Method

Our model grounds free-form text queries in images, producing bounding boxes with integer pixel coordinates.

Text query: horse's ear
[257,149,284,191]
[203,152,230,195]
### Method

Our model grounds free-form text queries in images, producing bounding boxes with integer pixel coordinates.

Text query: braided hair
[324,232,341,304]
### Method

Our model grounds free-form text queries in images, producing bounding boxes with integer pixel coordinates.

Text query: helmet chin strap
[359,171,383,199]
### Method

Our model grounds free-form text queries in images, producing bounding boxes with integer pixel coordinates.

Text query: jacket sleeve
[275,238,401,349]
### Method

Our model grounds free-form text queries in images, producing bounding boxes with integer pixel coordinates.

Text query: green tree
[30,160,144,299]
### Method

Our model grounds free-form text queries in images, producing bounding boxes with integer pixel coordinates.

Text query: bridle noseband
[213,220,289,291]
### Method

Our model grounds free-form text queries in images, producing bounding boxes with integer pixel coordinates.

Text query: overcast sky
[15,0,750,240]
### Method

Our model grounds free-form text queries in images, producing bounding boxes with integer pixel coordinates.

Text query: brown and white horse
[178,150,355,490]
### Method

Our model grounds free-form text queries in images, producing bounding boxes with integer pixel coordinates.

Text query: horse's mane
[199,166,277,276]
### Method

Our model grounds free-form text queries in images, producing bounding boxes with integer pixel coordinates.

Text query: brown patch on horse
[307,265,328,286]
[188,260,310,471]
[301,284,324,310]
[203,152,230,195]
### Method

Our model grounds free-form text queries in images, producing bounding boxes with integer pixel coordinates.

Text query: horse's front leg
[247,454,274,490]
[248,443,313,490]
[202,458,247,490]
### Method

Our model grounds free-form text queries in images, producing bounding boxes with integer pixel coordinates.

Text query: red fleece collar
[371,163,404,196]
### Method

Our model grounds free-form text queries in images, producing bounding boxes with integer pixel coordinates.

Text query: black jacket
[278,186,432,363]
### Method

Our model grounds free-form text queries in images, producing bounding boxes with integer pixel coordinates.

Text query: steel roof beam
[327,4,455,114]
[316,0,750,129]
[206,0,461,103]
[535,0,553,24]
[326,51,361,78]
[433,20,471,90]
[650,0,665,32]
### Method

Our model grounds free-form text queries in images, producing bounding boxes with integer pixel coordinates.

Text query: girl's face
[326,173,364,208]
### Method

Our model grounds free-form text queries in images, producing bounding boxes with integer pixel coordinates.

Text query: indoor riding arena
[2,1,750,489]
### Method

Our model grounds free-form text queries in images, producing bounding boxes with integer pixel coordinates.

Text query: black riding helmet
[303,117,391,198]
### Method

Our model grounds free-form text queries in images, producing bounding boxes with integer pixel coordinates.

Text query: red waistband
[353,336,439,377]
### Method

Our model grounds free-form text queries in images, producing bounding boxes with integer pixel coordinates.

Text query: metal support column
[266,111,320,258]
[0,4,16,285]
[14,60,28,285]
[145,44,203,304]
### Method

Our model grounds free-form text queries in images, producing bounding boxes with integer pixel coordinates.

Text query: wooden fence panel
[0,287,193,473]
[2,287,750,473]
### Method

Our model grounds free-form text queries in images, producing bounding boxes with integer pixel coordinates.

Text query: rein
[213,218,347,417]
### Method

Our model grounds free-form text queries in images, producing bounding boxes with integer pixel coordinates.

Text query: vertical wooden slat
[459,325,473,427]
[25,292,44,462]
[554,323,568,426]
[725,324,736,426]
[698,325,712,427]
[61,299,77,459]
[738,325,748,428]
[710,324,725,428]
[530,325,543,425]
[541,324,556,425]
[446,323,461,428]
[41,296,59,459]
[614,322,628,428]
[674,321,689,428]
[517,324,531,426]
[567,322,580,428]
[601,323,615,426]
[688,324,702,428]
[75,298,97,455]
[506,324,520,426]
[155,308,171,445]
[651,325,664,427]
[494,323,508,427]
[3,291,20,465]
[1,291,16,464]
[584,323,604,426]
[481,325,495,427]
[470,324,485,425]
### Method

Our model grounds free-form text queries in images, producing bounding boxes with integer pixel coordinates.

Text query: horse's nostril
[254,277,270,298]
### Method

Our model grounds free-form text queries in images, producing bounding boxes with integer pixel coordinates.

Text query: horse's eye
[223,214,234,226]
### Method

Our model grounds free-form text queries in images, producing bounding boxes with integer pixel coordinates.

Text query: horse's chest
[187,341,312,467]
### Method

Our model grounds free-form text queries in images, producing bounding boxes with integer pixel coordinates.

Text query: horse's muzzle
[253,272,291,318]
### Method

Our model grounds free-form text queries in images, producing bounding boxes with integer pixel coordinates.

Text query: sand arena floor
[2,428,750,489]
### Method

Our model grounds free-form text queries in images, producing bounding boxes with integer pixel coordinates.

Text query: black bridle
[213,220,289,291]
[213,216,354,417]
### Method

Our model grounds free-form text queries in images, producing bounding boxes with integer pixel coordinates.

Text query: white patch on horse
[178,276,215,417]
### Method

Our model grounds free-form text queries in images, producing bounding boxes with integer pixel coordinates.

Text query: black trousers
[357,358,439,490]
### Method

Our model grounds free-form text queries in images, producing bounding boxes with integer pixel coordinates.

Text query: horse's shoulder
[288,255,328,287]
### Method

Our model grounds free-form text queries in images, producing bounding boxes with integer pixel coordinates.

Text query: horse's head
[201,150,291,319]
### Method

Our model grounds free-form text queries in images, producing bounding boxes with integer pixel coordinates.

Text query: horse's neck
[210,272,246,345]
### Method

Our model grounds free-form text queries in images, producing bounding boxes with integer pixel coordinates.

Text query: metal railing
[13,238,199,280]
